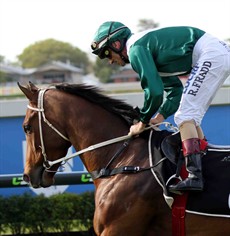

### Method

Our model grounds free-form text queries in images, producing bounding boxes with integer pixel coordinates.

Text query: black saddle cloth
[186,150,230,215]
[151,130,230,216]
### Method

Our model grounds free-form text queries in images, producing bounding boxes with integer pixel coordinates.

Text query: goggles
[91,44,111,59]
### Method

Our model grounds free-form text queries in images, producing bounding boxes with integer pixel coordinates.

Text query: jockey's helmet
[91,21,131,59]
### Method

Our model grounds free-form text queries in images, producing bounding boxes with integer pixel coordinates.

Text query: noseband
[27,89,70,170]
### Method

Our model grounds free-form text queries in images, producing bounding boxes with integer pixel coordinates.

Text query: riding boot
[169,138,204,194]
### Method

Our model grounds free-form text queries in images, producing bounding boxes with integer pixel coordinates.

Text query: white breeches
[175,33,230,127]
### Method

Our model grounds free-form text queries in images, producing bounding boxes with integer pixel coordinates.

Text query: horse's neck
[71,123,128,173]
[65,99,129,172]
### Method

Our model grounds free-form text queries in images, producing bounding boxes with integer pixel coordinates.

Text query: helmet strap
[119,52,129,63]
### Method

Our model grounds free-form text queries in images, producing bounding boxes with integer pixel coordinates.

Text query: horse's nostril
[23,174,30,183]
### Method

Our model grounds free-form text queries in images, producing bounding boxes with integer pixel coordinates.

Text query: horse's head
[18,82,71,188]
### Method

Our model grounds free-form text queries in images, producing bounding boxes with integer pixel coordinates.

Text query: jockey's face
[108,50,126,66]
[107,41,127,66]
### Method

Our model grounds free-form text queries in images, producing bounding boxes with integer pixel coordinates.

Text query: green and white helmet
[91,21,131,59]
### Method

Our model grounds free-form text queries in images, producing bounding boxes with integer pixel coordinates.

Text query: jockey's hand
[150,113,165,125]
[128,121,146,136]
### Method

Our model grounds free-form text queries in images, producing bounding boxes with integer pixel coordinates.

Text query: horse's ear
[17,81,39,100]
[28,81,39,93]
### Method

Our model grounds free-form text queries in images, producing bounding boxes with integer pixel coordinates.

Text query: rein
[46,122,176,169]
[27,88,178,170]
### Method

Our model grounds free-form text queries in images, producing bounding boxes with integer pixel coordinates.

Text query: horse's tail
[88,226,97,236]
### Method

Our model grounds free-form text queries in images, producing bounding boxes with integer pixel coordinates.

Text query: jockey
[91,21,230,194]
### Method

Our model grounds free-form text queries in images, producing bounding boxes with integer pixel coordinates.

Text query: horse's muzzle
[23,173,40,188]
[23,173,30,183]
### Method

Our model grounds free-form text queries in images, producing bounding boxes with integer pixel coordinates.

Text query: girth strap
[89,139,146,180]
[172,164,188,236]
[90,166,150,180]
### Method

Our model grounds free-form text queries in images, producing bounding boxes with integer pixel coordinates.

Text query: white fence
[0,83,230,118]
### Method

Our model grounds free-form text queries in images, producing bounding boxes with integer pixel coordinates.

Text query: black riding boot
[169,138,204,194]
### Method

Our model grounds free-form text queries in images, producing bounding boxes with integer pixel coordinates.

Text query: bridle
[27,88,70,170]
[27,88,133,171]
[26,88,179,171]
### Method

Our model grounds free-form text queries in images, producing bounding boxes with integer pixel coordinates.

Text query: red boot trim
[200,139,208,152]
[182,138,200,157]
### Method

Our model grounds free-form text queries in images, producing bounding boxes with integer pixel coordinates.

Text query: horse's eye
[23,125,32,134]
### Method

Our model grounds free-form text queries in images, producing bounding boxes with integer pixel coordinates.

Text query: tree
[93,58,119,83]
[137,19,159,32]
[225,38,230,46]
[0,72,15,84]
[0,55,5,63]
[17,39,90,73]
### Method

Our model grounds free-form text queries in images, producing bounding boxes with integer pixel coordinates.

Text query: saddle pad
[186,150,230,217]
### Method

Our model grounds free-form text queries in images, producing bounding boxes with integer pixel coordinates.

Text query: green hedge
[0,192,95,235]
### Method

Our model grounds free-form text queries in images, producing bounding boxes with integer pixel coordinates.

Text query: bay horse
[18,82,230,236]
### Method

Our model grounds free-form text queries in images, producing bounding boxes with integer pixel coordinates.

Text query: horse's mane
[55,83,140,125]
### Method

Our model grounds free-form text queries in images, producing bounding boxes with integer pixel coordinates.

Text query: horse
[18,82,230,236]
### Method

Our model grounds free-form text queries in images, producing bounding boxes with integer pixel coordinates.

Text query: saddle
[161,131,182,165]
[153,130,230,217]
